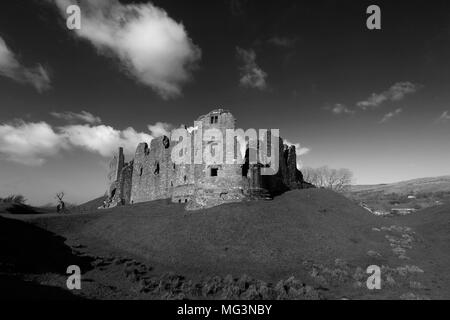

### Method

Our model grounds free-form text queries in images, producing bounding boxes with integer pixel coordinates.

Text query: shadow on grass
[0,275,84,300]
[0,216,94,299]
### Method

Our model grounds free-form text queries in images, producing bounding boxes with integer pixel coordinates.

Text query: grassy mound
[36,189,389,282]
[7,188,450,299]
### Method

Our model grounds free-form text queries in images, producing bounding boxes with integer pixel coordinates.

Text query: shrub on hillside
[1,194,27,204]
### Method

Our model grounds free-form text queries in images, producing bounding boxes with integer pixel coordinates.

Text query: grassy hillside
[348,176,450,213]
[351,176,450,195]
[4,188,450,299]
[30,189,390,283]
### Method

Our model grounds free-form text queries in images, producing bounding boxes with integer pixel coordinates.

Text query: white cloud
[0,36,51,93]
[0,119,154,165]
[437,110,450,123]
[0,121,64,166]
[327,103,354,115]
[148,122,173,137]
[284,140,310,169]
[379,108,402,123]
[60,124,153,157]
[236,47,267,90]
[357,82,420,109]
[52,0,201,99]
[50,110,102,124]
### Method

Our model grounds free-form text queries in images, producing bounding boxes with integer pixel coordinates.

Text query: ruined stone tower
[105,109,311,210]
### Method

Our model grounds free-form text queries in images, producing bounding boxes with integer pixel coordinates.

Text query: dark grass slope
[0,216,93,299]
[33,189,390,282]
[0,216,93,274]
[0,203,54,215]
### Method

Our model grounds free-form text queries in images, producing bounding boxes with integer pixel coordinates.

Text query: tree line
[302,166,354,192]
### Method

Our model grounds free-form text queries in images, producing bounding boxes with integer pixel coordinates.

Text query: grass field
[1,188,449,299]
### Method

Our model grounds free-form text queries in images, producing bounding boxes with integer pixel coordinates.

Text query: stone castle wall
[105,109,311,210]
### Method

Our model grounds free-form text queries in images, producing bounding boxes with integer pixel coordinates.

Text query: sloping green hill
[5,188,450,299]
[32,189,389,281]
[351,176,450,195]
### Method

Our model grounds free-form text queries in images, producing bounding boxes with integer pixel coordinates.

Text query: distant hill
[0,203,54,215]
[351,176,450,195]
[71,195,105,214]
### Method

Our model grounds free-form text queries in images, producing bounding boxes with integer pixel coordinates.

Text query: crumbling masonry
[105,109,312,210]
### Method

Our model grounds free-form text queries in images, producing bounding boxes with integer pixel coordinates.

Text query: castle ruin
[105,109,311,210]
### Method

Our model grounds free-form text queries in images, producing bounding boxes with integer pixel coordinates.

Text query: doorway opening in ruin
[242,164,249,177]
[211,167,218,177]
[110,188,116,198]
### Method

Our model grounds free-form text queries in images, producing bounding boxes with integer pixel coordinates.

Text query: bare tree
[303,166,353,192]
[56,191,65,213]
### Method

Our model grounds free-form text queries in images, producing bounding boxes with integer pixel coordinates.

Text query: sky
[1,0,450,205]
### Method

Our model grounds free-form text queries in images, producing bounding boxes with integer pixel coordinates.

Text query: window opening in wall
[210,115,218,124]
[139,167,143,176]
[154,162,160,175]
[184,175,187,182]
[163,136,170,149]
